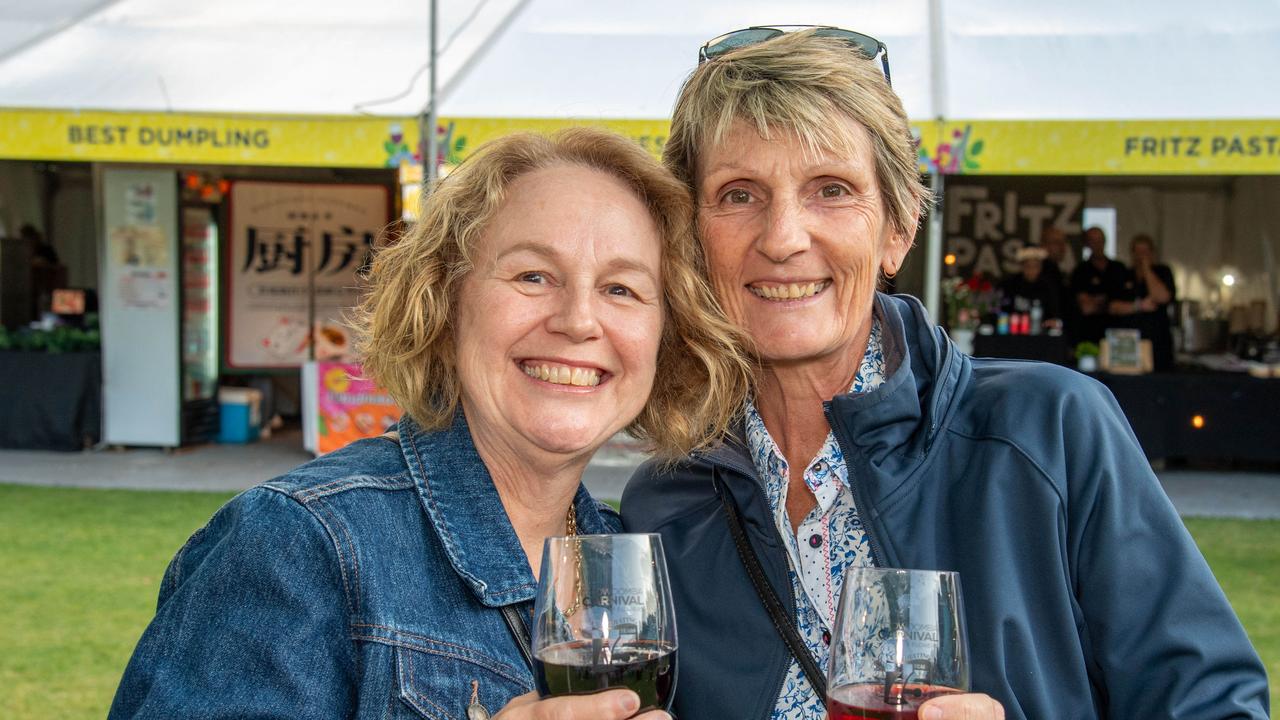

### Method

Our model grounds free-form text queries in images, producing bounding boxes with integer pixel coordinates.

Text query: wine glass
[827,568,969,720]
[532,534,678,712]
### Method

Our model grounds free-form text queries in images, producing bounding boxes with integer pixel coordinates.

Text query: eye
[819,183,849,199]
[517,271,547,284]
[722,188,752,205]
[604,284,635,298]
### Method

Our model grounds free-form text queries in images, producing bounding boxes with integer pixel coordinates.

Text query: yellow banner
[917,119,1280,175]
[4,109,1274,175]
[433,117,672,166]
[0,108,416,167]
[0,109,676,168]
[0,108,933,171]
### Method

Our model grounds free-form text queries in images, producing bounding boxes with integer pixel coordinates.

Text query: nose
[545,285,601,342]
[757,197,810,263]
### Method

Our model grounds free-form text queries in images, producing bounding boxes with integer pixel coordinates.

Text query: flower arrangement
[942,274,998,330]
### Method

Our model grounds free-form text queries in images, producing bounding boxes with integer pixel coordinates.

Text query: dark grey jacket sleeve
[1066,382,1269,718]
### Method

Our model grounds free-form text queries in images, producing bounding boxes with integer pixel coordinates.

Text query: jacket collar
[826,293,965,460]
[397,411,615,607]
[701,293,968,502]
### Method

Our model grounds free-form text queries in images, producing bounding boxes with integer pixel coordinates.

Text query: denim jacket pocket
[383,630,533,720]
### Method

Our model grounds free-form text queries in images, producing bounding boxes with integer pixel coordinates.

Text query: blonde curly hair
[354,127,752,457]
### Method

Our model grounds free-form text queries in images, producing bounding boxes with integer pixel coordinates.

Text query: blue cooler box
[218,387,262,443]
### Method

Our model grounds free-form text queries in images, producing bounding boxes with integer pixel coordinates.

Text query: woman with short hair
[624,27,1268,720]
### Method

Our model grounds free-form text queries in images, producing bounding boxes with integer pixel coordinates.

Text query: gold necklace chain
[563,502,582,617]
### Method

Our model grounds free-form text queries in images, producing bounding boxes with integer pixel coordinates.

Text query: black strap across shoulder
[718,481,828,703]
[501,603,535,671]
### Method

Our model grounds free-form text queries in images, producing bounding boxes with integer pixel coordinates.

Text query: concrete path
[2,432,1277,519]
[0,428,649,497]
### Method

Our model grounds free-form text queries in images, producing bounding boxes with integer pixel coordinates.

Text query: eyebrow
[495,242,660,282]
[701,158,871,179]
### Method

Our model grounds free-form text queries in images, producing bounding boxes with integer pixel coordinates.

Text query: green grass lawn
[0,484,236,718]
[1,484,1275,718]
[1184,517,1280,710]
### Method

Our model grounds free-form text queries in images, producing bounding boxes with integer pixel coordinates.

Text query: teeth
[522,362,602,387]
[750,281,827,301]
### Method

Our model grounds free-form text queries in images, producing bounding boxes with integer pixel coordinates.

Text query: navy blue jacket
[622,293,1268,720]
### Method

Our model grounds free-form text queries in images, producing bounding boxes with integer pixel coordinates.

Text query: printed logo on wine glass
[533,535,678,712]
[829,570,969,720]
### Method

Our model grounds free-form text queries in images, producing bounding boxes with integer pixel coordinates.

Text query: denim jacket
[110,412,622,719]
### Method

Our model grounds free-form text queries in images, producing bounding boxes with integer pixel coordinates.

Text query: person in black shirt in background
[1040,226,1075,287]
[1108,233,1177,371]
[1000,245,1062,329]
[1069,226,1127,342]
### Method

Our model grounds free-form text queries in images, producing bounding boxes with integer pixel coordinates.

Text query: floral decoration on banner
[918,124,985,174]
[942,274,999,330]
[383,121,468,169]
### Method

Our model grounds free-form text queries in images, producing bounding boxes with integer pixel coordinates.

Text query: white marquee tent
[2,0,1279,121]
[2,0,1278,322]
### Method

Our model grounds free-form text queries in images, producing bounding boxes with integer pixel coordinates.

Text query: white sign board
[100,168,180,447]
[227,181,388,369]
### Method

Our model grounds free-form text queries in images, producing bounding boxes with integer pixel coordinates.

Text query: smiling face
[454,164,664,462]
[696,119,911,369]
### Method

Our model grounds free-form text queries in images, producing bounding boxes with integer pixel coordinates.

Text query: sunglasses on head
[697,25,891,86]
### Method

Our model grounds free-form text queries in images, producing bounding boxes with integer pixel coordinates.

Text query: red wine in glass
[827,682,962,720]
[533,639,677,711]
[532,534,678,713]
[827,569,969,720]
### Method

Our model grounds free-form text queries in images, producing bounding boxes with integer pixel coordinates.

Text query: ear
[881,209,920,277]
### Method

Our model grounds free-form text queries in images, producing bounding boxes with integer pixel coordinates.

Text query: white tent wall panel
[1226,177,1280,328]
[3,1,1276,120]
[1087,177,1280,331]
[943,0,1280,119]
[438,0,936,119]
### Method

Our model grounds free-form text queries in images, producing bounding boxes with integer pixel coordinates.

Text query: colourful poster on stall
[314,362,402,455]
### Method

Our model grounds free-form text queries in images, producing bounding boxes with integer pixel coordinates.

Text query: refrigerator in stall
[180,206,220,442]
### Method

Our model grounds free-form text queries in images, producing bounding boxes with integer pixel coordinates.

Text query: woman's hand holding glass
[494,690,669,720]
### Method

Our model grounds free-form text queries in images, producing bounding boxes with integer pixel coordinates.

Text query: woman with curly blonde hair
[111,127,751,720]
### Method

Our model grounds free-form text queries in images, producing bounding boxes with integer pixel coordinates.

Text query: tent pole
[424,0,439,183]
[925,172,944,325]
[925,0,948,324]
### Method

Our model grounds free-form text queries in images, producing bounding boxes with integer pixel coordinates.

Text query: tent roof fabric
[1,0,1278,120]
